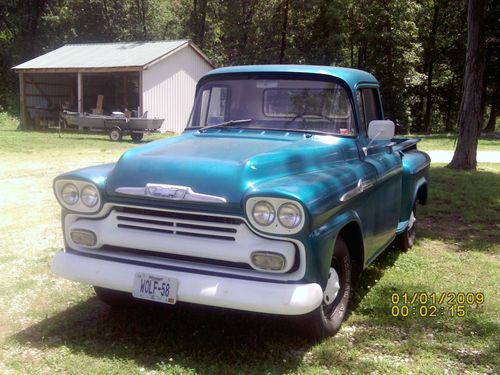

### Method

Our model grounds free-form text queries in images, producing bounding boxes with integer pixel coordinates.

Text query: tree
[482,0,500,133]
[448,0,486,170]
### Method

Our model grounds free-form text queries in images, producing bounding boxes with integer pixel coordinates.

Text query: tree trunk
[279,0,289,64]
[484,101,498,133]
[423,2,440,133]
[135,0,148,39]
[190,0,207,48]
[423,60,434,132]
[444,72,456,132]
[447,0,486,170]
[198,0,207,48]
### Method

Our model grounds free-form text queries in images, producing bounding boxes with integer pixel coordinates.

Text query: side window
[357,88,382,135]
[197,86,228,127]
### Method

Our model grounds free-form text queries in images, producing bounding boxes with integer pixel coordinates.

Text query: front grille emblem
[146,184,188,200]
[115,184,226,203]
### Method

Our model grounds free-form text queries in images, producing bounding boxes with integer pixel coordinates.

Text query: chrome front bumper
[52,251,322,315]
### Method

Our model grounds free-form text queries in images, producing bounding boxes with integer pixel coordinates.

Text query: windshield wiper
[285,112,307,129]
[198,119,252,133]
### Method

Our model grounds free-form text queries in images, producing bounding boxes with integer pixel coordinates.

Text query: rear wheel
[397,202,417,251]
[108,127,122,142]
[94,286,134,307]
[302,236,351,339]
[131,132,144,142]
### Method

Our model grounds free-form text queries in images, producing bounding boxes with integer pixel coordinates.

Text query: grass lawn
[415,133,499,152]
[0,114,499,374]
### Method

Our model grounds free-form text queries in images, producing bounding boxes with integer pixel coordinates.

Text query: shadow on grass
[11,298,317,373]
[418,166,500,251]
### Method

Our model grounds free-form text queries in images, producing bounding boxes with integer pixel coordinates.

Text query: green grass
[0,113,499,374]
[416,134,499,152]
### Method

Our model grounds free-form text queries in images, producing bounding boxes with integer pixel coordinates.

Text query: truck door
[356,86,402,260]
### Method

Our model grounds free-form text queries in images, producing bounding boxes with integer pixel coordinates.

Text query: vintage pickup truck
[52,65,430,338]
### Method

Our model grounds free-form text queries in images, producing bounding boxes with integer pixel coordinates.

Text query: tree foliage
[0,0,498,134]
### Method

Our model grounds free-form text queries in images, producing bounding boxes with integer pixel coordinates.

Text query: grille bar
[115,206,243,225]
[114,207,241,242]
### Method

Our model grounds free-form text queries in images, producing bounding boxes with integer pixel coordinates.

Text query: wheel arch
[337,221,365,270]
[414,178,428,206]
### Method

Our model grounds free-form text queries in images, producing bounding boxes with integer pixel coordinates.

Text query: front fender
[307,210,363,288]
[54,163,116,191]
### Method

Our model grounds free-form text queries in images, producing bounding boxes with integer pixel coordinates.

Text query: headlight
[278,203,302,228]
[54,180,101,213]
[252,201,275,226]
[81,185,99,207]
[246,197,305,234]
[61,183,79,205]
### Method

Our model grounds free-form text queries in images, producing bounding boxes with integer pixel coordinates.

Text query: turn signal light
[251,251,286,271]
[70,230,97,247]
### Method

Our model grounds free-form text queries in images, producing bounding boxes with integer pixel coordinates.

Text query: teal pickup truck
[52,65,430,338]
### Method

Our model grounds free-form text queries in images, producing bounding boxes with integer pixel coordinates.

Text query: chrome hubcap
[323,267,340,305]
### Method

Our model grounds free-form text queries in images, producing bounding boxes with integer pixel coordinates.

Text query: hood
[106,130,353,206]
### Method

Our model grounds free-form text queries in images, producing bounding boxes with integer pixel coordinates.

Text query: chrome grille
[114,206,243,242]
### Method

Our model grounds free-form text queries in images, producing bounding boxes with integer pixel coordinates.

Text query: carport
[14,60,141,129]
[12,41,213,132]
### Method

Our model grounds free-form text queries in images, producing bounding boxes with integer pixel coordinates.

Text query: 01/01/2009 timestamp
[390,292,485,318]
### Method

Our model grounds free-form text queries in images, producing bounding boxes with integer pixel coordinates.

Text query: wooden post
[139,70,143,117]
[77,72,83,114]
[123,75,128,109]
[19,73,27,128]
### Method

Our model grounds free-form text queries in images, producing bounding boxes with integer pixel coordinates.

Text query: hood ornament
[115,183,227,203]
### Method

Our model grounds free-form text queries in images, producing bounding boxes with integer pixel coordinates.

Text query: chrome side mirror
[363,120,396,157]
[367,120,395,140]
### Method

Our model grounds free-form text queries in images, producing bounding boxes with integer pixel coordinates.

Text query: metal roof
[13,40,213,72]
[203,65,378,90]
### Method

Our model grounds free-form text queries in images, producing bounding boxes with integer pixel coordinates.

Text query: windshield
[187,78,356,135]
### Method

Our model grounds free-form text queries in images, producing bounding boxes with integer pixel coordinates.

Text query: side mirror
[367,120,395,141]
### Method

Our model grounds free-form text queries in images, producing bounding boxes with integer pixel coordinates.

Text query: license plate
[132,272,178,304]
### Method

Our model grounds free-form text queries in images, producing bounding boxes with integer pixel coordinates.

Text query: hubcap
[323,267,340,305]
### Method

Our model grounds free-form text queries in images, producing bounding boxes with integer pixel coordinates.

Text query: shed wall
[142,45,212,133]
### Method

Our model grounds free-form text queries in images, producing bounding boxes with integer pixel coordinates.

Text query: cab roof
[203,64,379,90]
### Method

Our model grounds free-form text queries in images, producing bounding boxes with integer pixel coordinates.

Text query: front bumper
[52,251,323,315]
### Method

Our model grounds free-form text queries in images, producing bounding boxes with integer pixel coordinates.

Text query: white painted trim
[143,41,214,70]
[60,202,307,281]
[52,251,322,315]
[64,209,296,273]
[143,42,190,70]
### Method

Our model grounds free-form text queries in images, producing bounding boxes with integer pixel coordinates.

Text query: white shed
[12,40,214,133]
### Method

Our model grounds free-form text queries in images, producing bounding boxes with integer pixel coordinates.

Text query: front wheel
[301,236,351,339]
[108,127,123,142]
[131,132,144,142]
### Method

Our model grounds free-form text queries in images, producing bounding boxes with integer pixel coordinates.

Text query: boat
[60,111,164,142]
